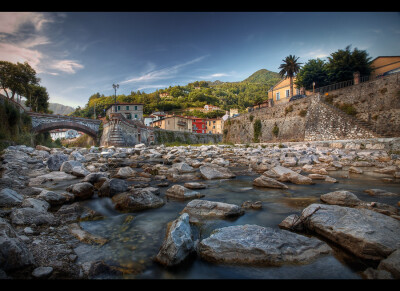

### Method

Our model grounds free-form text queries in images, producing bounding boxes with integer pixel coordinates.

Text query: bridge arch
[33,121,98,139]
[28,113,102,140]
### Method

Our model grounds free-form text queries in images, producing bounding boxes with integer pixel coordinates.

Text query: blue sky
[1,11,399,108]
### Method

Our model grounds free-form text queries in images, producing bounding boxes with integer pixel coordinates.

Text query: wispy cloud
[49,60,84,74]
[198,73,230,79]
[0,12,84,76]
[120,55,208,85]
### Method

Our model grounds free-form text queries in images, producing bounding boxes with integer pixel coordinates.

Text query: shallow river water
[47,169,400,279]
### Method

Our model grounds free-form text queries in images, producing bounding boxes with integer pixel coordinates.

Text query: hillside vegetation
[49,103,75,115]
[70,69,281,119]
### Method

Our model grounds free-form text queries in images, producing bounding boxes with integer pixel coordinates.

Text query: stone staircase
[108,127,126,147]
[319,98,393,138]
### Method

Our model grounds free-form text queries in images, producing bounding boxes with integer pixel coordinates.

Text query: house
[203,104,221,112]
[229,108,239,117]
[370,56,400,78]
[105,103,144,122]
[144,112,166,127]
[190,117,207,134]
[150,115,193,132]
[267,77,310,105]
[206,118,223,134]
[50,129,81,140]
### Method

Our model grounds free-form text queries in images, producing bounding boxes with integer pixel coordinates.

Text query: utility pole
[94,101,96,119]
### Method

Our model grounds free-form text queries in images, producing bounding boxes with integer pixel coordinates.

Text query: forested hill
[241,69,281,86]
[49,103,75,115]
[70,68,283,119]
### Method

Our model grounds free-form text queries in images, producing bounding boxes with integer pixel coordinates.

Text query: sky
[0,11,399,108]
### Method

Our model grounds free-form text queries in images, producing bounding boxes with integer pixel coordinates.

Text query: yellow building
[370,56,400,78]
[206,118,223,134]
[150,115,193,132]
[267,77,314,105]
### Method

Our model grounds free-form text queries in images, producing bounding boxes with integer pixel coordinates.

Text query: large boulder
[67,182,94,200]
[166,185,205,200]
[320,191,362,207]
[300,203,400,261]
[112,189,165,212]
[114,167,136,179]
[98,178,128,198]
[10,198,56,226]
[181,199,244,221]
[199,164,235,180]
[253,175,288,189]
[197,224,332,266]
[155,213,194,267]
[280,172,314,185]
[0,188,23,207]
[46,154,69,171]
[0,217,35,271]
[37,189,68,206]
[172,162,195,173]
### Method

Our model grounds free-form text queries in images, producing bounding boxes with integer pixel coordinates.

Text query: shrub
[249,115,254,122]
[338,103,357,116]
[253,119,262,143]
[272,122,279,137]
[285,105,293,115]
[299,109,307,117]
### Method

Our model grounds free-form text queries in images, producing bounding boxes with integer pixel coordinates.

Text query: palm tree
[278,55,302,98]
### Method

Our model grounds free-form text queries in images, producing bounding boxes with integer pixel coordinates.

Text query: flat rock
[199,164,235,180]
[197,224,332,266]
[377,249,400,279]
[253,175,288,189]
[183,182,207,189]
[166,185,205,200]
[320,191,362,207]
[301,203,400,261]
[364,189,400,197]
[0,188,23,207]
[112,190,165,212]
[46,154,69,171]
[32,266,53,278]
[28,171,77,186]
[181,199,244,221]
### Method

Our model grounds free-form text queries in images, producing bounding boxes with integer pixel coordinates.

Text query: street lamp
[112,83,119,113]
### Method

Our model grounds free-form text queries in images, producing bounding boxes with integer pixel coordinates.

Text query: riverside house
[105,103,144,122]
[150,115,193,132]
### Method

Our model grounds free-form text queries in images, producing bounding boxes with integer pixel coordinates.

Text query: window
[126,106,129,110]
[296,89,300,95]
[134,106,137,110]
[134,114,138,119]
[276,92,280,100]
[117,106,121,111]
[286,89,290,97]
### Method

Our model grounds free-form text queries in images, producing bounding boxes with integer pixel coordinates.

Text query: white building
[50,129,81,140]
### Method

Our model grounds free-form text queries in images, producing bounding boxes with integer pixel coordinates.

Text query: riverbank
[0,139,399,279]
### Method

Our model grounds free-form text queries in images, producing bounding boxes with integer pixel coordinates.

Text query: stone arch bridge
[28,112,102,139]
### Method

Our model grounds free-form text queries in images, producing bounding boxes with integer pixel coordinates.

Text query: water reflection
[51,169,399,279]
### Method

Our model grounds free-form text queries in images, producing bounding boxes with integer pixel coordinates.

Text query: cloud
[0,12,53,35]
[49,60,84,74]
[120,55,208,85]
[198,73,230,79]
[0,12,84,76]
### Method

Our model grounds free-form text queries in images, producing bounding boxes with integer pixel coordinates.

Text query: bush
[272,122,279,137]
[338,103,357,116]
[299,109,307,117]
[253,119,262,143]
[285,105,293,115]
[249,115,254,122]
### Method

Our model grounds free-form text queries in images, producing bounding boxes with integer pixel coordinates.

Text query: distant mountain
[242,69,281,86]
[48,103,75,115]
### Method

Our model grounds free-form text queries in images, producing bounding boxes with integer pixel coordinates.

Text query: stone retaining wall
[153,128,222,145]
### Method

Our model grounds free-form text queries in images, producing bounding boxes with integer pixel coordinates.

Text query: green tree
[295,58,329,91]
[326,45,372,83]
[0,61,39,100]
[25,84,50,113]
[278,55,302,98]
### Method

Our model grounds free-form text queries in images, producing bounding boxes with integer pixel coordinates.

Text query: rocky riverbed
[0,141,399,279]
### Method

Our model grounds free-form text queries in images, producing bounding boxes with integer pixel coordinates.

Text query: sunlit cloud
[198,73,230,79]
[0,12,54,35]
[49,60,84,74]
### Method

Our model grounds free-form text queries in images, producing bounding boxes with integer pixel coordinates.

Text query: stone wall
[223,97,311,144]
[304,95,376,141]
[223,72,400,144]
[153,128,222,145]
[322,72,400,135]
